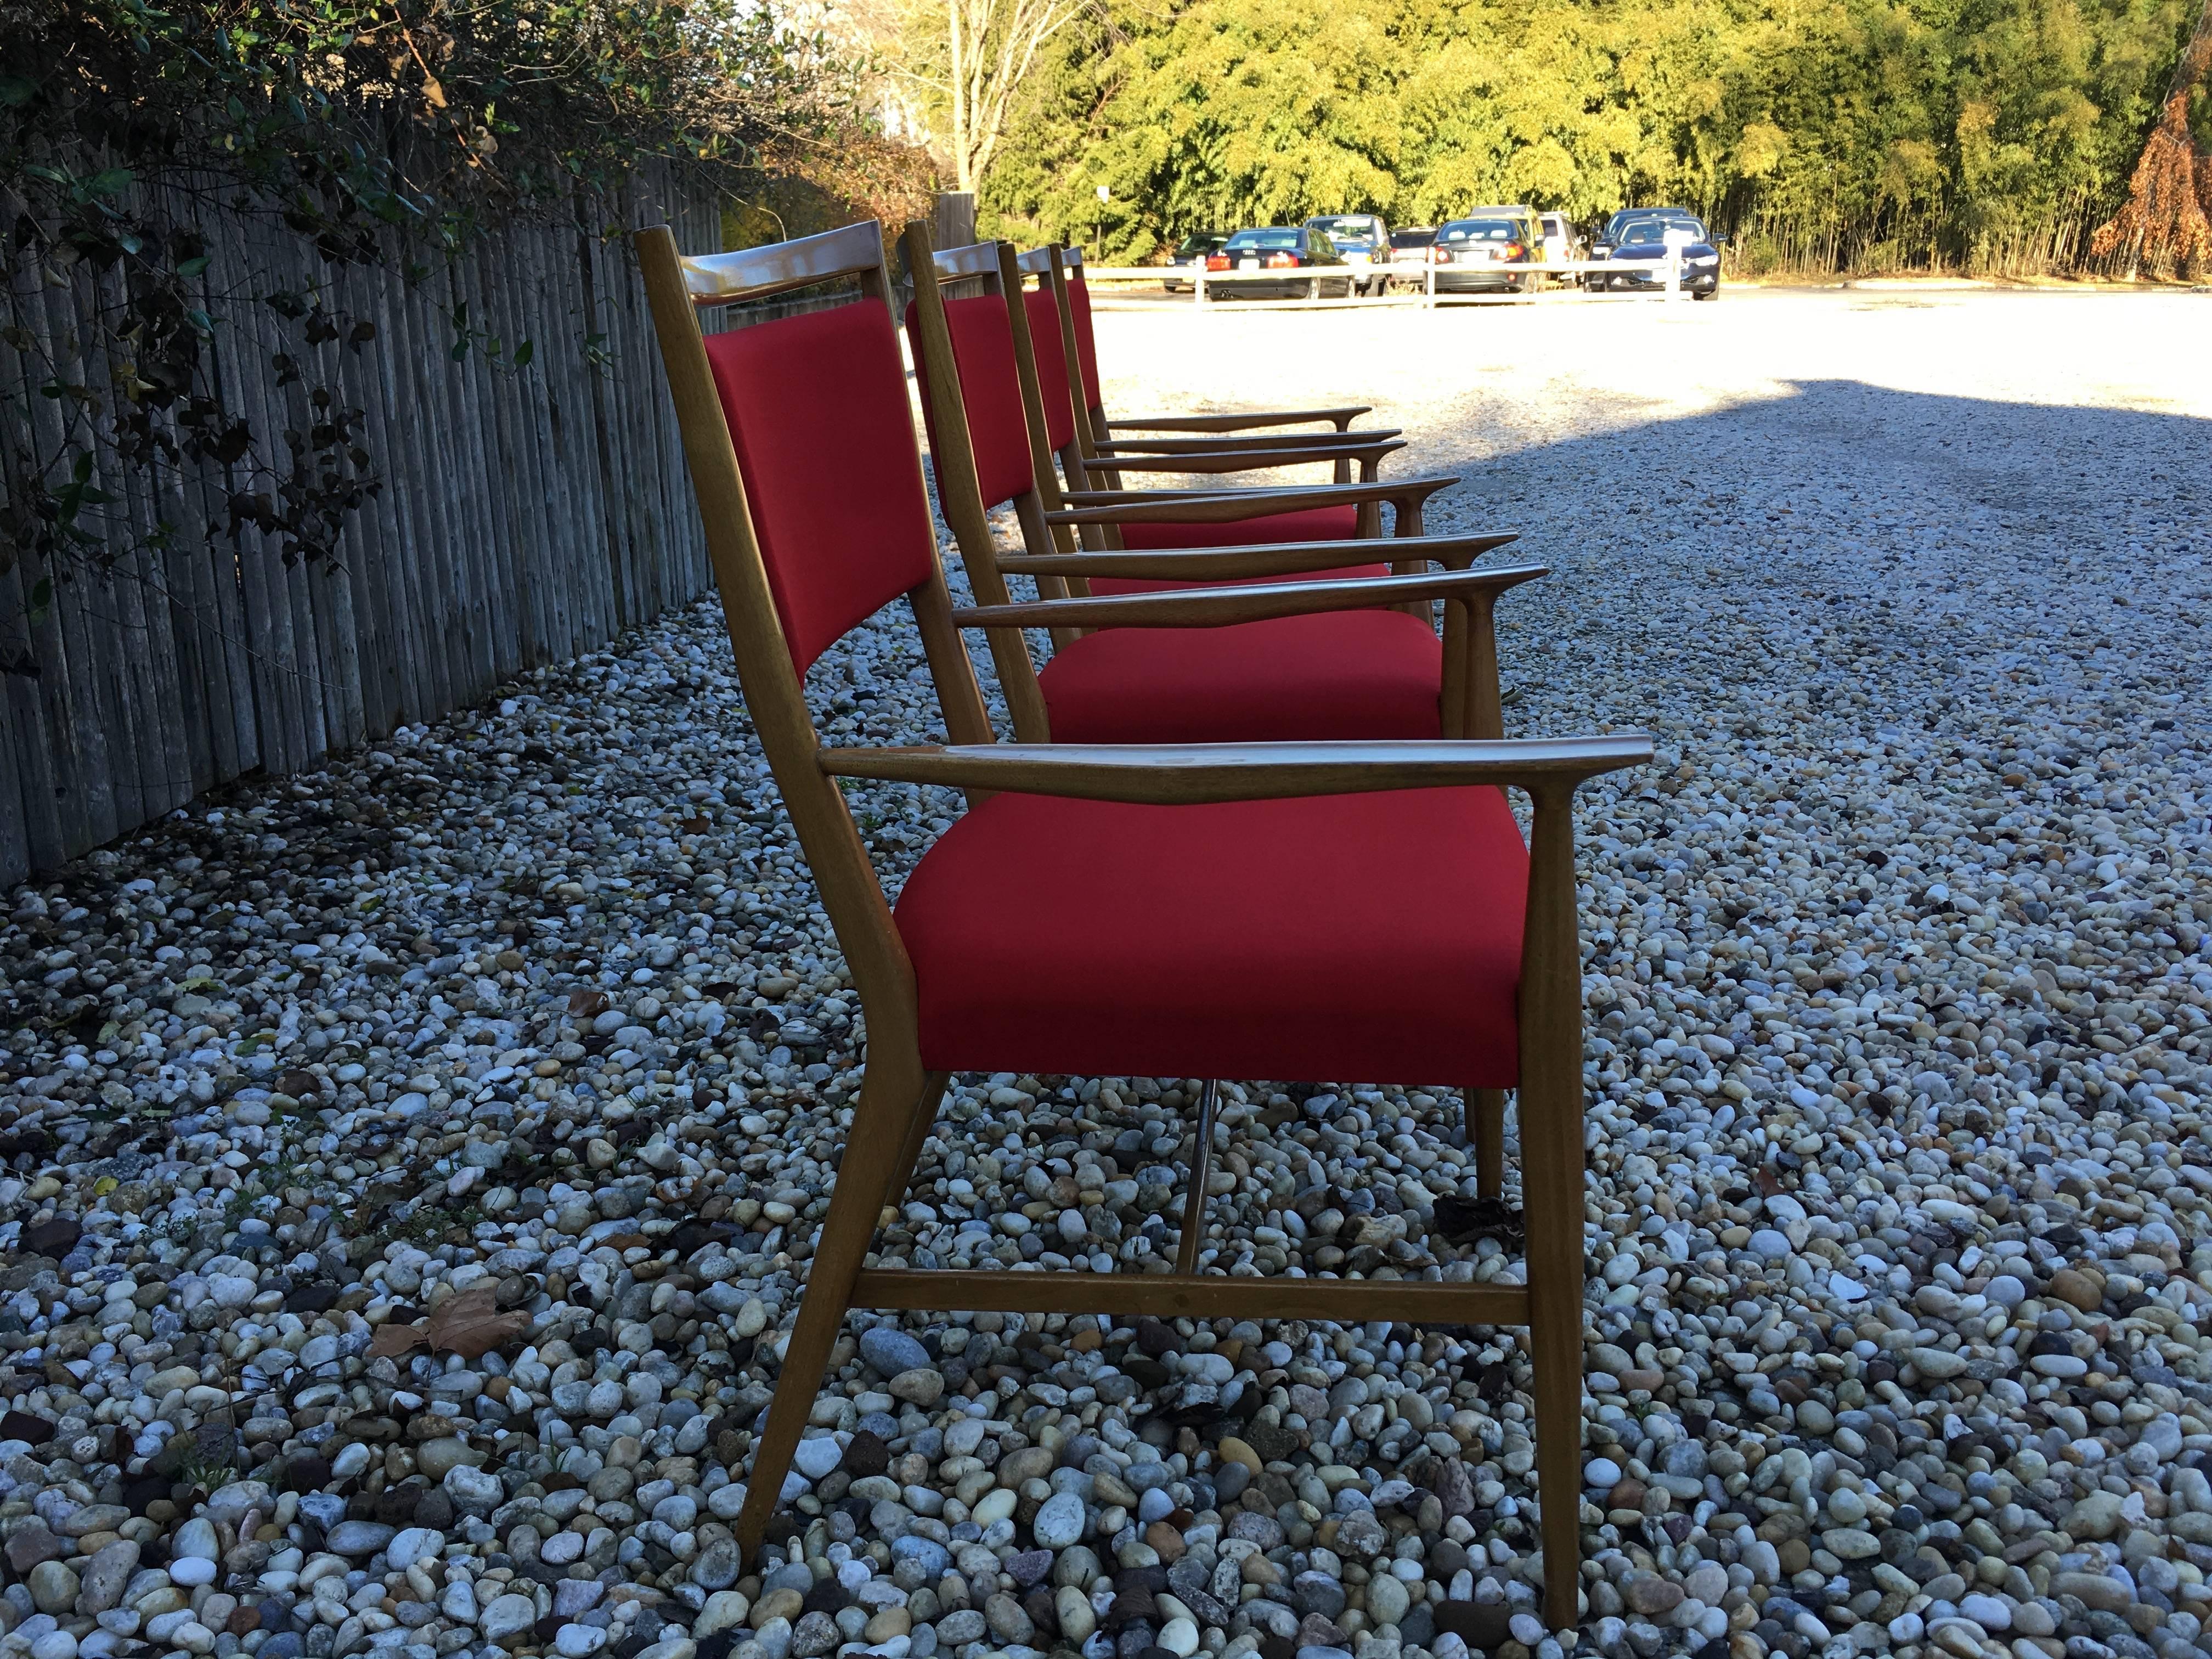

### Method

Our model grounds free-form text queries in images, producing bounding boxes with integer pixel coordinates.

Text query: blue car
[1595,215,1722,298]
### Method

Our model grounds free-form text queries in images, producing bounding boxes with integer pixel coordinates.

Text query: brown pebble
[2047,1267,2104,1312]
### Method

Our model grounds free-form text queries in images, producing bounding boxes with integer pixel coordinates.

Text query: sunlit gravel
[0,285,2207,1659]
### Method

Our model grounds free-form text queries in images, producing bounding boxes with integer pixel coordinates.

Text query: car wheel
[1694,287,1719,302]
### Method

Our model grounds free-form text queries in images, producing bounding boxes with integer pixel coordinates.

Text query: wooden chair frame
[1010,244,1388,505]
[906,226,1539,758]
[957,237,1403,539]
[927,236,1413,557]
[1030,243,1381,457]
[636,218,1652,1633]
[912,228,1536,1202]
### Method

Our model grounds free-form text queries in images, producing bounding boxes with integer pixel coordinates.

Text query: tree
[980,0,2196,274]
[2091,0,2212,275]
[901,0,1097,193]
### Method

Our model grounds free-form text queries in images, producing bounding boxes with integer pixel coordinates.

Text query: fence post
[933,193,977,251]
[1666,247,1682,301]
[1426,258,1435,308]
[1195,266,1205,307]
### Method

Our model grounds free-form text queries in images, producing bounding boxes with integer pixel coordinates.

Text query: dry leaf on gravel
[366,1284,529,1361]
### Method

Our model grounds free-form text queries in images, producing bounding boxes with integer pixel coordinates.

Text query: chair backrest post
[1043,247,1106,460]
[1055,245,1109,435]
[633,225,926,1018]
[898,221,1057,743]
[992,243,1092,584]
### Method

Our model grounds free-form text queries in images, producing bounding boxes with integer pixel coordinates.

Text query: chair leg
[1472,1089,1506,1200]
[1175,1080,1221,1275]
[1522,1088,1587,1633]
[888,1071,952,1221]
[733,1058,935,1561]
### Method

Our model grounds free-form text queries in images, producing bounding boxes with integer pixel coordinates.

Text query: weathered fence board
[0,166,740,888]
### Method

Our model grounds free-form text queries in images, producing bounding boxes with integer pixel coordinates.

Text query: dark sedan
[1594,216,1722,297]
[1427,216,1541,293]
[1164,231,1231,294]
[1595,206,1698,251]
[1203,227,1352,300]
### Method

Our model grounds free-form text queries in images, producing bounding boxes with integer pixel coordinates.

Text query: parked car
[1427,214,1545,293]
[1386,227,1436,291]
[1538,212,1582,273]
[1205,227,1352,299]
[1466,205,1546,249]
[1592,206,1700,266]
[1163,230,1231,294]
[1592,215,1722,297]
[1304,214,1392,294]
[1598,206,1697,245]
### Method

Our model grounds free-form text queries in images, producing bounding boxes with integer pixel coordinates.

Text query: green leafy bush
[0,0,854,662]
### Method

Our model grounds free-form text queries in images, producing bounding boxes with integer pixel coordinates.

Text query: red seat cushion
[1037,611,1442,743]
[1098,505,1383,594]
[896,788,1527,1085]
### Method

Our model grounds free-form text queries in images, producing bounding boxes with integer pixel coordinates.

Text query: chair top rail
[680,222,886,307]
[933,241,1006,281]
[1015,245,1060,276]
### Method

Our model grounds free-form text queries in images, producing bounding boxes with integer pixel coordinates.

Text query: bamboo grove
[977,0,2212,275]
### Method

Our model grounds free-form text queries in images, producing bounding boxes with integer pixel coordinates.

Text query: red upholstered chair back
[904,292,1036,510]
[1023,287,1078,453]
[702,302,936,674]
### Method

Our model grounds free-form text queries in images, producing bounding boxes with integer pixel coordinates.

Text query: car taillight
[1429,246,1447,263]
[1265,252,1299,268]
[1205,255,1230,270]
[1502,242,1524,260]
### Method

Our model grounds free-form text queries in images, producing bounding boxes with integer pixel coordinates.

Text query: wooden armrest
[1076,441,1405,475]
[1106,407,1374,434]
[819,734,1654,804]
[953,566,1548,630]
[997,532,1526,582]
[1050,475,1458,526]
[1094,430,1403,454]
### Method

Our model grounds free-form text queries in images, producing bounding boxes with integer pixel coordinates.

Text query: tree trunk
[2091,0,2212,276]
[948,0,974,195]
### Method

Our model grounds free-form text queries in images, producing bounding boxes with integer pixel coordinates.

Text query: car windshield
[1620,218,1705,245]
[1226,230,1301,251]
[1441,220,1520,241]
[1390,230,1434,247]
[1310,218,1380,240]
[1175,234,1226,256]
[1542,216,1568,235]
[1610,208,1693,238]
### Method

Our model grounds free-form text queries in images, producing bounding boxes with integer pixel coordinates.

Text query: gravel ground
[0,286,2208,1659]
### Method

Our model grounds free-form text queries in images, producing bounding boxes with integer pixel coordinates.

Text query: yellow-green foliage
[982,0,2207,273]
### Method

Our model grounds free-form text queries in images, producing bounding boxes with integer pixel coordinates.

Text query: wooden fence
[0,168,739,890]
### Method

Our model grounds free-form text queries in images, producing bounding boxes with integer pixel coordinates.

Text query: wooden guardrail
[1083,252,1703,307]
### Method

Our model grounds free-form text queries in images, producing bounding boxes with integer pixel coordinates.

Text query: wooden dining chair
[907,228,1538,725]
[923,236,1419,561]
[907,230,1541,1198]
[1009,245,1393,504]
[1050,242,1385,464]
[637,216,1652,1633]
[912,233,1450,602]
